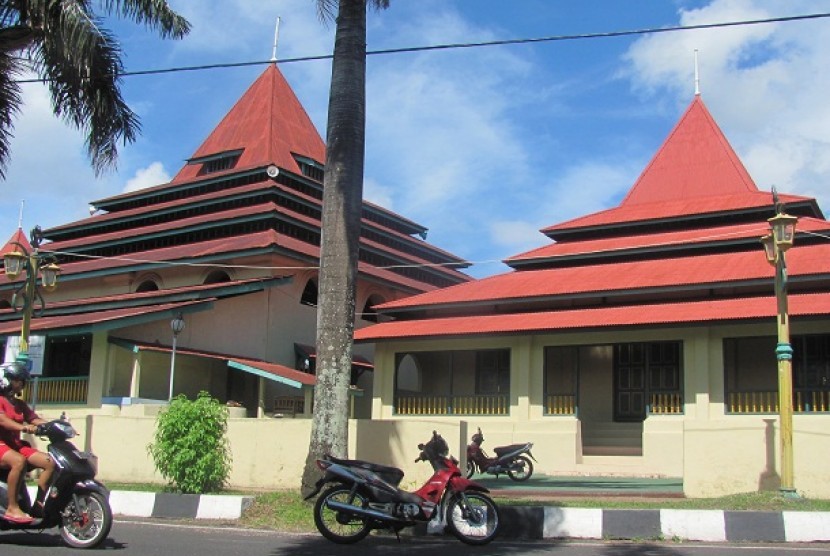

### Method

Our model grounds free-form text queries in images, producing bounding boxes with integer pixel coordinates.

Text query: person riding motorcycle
[0,361,55,524]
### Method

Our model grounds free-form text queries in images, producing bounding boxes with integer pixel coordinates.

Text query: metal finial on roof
[694,49,701,96]
[17,199,24,229]
[271,17,281,63]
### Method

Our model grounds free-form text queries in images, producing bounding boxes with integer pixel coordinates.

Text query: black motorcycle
[0,419,112,548]
[466,427,536,481]
[306,430,500,545]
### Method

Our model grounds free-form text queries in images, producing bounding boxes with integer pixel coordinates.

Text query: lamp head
[3,250,25,280]
[40,262,60,291]
[768,213,797,252]
[760,234,776,266]
[170,313,186,335]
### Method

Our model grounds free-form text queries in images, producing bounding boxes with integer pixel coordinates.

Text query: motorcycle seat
[493,444,528,457]
[326,455,405,487]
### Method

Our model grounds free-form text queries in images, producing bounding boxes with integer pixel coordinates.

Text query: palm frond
[32,0,139,174]
[315,0,390,23]
[99,0,190,38]
[0,48,23,178]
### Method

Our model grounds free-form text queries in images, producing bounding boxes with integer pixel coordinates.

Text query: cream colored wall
[28,404,830,498]
[366,321,830,498]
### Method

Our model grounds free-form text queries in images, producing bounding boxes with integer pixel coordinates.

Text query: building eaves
[355,291,830,342]
[509,217,830,268]
[374,242,830,314]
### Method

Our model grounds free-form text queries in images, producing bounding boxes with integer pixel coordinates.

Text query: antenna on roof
[694,49,701,96]
[271,16,281,63]
[17,199,24,229]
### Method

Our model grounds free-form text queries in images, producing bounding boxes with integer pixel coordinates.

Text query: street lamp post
[3,226,60,408]
[760,194,798,497]
[168,313,185,401]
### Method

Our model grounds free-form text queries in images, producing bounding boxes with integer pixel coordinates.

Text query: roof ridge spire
[694,49,701,96]
[271,16,281,63]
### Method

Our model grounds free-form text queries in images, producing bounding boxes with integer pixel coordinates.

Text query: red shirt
[0,394,38,449]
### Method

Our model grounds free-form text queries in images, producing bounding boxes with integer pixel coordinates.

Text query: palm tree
[301,0,389,495]
[0,0,190,178]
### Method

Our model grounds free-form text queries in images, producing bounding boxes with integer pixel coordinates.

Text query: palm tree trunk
[301,0,367,495]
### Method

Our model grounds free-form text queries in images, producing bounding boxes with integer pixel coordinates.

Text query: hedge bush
[148,392,232,493]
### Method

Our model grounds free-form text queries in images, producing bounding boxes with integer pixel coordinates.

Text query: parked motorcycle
[305,430,499,545]
[0,419,113,549]
[466,427,536,481]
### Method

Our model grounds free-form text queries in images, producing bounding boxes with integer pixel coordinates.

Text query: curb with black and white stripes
[109,491,254,520]
[498,506,830,543]
[106,491,830,543]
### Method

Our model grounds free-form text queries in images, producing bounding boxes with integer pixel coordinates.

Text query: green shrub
[148,392,232,493]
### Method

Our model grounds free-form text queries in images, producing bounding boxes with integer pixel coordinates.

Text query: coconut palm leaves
[0,0,190,178]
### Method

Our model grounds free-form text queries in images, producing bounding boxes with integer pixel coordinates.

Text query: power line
[14,12,830,84]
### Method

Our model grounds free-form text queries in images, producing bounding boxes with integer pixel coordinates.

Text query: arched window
[396,354,421,392]
[204,270,231,284]
[135,280,159,293]
[300,279,318,307]
[361,294,385,322]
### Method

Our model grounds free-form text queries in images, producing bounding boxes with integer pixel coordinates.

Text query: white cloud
[122,162,172,193]
[623,0,830,212]
[0,82,116,234]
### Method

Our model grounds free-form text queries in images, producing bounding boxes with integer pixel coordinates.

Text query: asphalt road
[2,520,830,556]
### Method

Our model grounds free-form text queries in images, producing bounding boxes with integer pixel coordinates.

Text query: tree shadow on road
[268,534,568,556]
[601,542,685,555]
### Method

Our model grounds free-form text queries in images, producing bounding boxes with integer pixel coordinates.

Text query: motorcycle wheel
[507,455,533,482]
[465,460,476,479]
[445,491,499,545]
[313,485,371,544]
[59,491,113,549]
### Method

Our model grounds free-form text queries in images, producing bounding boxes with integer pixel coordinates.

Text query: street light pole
[760,194,798,497]
[3,226,60,407]
[168,313,185,401]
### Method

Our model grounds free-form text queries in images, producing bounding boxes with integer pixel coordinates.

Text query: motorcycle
[0,419,113,549]
[305,430,499,545]
[466,427,536,482]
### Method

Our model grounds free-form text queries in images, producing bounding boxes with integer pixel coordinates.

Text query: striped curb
[102,491,830,543]
[108,491,253,520]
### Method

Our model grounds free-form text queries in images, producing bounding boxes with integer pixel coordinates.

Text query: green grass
[240,491,317,532]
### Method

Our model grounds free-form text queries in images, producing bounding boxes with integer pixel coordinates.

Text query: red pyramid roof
[622,95,757,205]
[1,228,32,257]
[545,96,769,234]
[171,64,326,184]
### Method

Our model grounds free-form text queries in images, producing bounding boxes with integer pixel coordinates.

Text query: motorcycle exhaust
[325,499,410,525]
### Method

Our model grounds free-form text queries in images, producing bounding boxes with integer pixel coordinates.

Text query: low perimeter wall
[23,408,830,498]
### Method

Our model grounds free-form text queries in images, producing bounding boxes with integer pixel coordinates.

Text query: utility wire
[14,12,830,84]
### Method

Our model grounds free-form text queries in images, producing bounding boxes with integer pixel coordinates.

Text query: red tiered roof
[172,64,326,184]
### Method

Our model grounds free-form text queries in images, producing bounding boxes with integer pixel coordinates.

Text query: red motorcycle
[305,430,500,545]
[466,427,536,481]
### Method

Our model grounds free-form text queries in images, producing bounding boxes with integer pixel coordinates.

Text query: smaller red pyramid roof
[1,228,32,257]
[545,96,774,234]
[171,64,326,184]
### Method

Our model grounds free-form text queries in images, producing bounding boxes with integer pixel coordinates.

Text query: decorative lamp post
[760,192,798,496]
[3,226,60,407]
[168,313,185,401]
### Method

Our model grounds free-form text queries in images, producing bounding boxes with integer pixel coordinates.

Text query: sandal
[3,513,34,524]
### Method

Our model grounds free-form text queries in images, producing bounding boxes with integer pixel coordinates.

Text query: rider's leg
[25,451,54,491]
[24,450,54,516]
[0,447,31,520]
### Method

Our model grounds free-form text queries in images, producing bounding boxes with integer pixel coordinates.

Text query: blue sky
[3,0,830,278]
